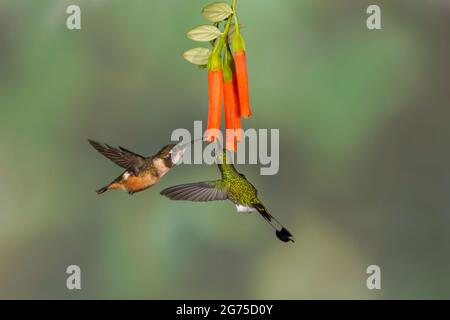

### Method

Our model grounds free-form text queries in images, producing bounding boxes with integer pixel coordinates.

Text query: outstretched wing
[88,140,146,174]
[160,181,228,202]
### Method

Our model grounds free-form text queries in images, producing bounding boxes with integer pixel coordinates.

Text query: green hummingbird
[160,151,294,242]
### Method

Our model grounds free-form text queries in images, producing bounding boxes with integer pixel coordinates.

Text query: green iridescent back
[217,151,261,206]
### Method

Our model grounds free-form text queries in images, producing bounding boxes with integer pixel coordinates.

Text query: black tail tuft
[254,203,294,243]
[96,186,109,195]
[276,228,295,243]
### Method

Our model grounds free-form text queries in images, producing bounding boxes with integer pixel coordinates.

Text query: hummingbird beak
[169,138,203,165]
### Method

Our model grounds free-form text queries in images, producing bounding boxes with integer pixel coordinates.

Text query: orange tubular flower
[206,41,224,142]
[223,80,236,151]
[207,70,223,141]
[233,73,243,142]
[233,50,251,118]
[223,45,236,151]
[232,31,252,119]
[233,83,241,151]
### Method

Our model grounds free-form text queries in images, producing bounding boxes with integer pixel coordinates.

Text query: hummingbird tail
[96,185,109,195]
[254,204,294,243]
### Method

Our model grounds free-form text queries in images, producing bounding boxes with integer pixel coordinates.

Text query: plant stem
[223,13,233,36]
[231,0,240,34]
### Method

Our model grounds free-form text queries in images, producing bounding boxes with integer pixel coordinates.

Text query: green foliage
[186,25,222,42]
[202,2,233,23]
[183,47,212,65]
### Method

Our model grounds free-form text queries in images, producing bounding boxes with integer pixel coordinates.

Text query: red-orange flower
[205,40,224,142]
[223,44,238,151]
[232,26,252,119]
[206,70,223,142]
[233,73,243,143]
[223,80,236,151]
[233,50,251,118]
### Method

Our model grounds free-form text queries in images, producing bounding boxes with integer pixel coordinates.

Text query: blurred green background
[0,0,449,299]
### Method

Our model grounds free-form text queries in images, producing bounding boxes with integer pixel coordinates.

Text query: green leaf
[183,48,212,65]
[187,25,222,42]
[202,2,233,22]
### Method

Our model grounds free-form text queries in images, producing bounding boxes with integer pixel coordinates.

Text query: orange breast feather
[124,174,157,192]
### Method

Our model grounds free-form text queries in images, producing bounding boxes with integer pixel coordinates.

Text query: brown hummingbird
[88,139,192,195]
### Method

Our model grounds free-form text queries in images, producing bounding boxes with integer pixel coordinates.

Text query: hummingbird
[160,151,294,242]
[88,139,192,195]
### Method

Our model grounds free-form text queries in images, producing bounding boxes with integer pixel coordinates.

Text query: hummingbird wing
[88,140,146,174]
[118,145,146,158]
[160,181,228,202]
